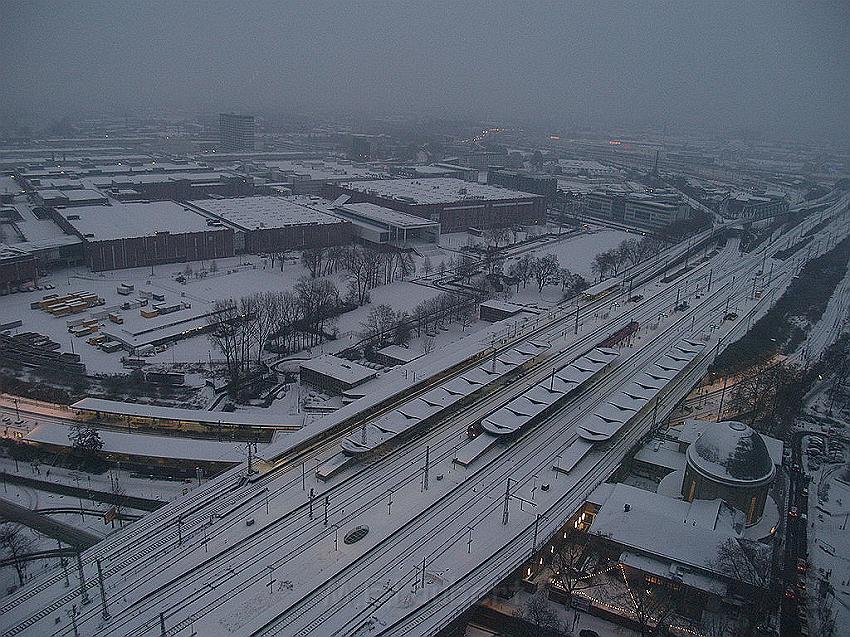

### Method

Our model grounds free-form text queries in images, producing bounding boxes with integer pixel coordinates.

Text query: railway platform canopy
[71,397,301,431]
[576,337,705,442]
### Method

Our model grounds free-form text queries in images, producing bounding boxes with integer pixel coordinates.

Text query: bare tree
[361,304,398,347]
[514,590,565,637]
[533,254,560,293]
[607,570,679,637]
[713,538,773,636]
[817,588,836,637]
[423,256,433,277]
[549,529,603,599]
[0,523,34,586]
[301,247,325,278]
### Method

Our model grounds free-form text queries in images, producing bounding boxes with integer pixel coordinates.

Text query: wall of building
[323,184,545,233]
[85,229,234,272]
[0,254,38,291]
[681,464,770,525]
[244,221,354,253]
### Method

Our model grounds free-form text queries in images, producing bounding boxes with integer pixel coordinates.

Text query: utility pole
[717,377,729,422]
[58,540,69,587]
[324,495,329,526]
[423,446,430,491]
[177,515,183,546]
[387,489,393,515]
[75,552,90,605]
[707,269,712,292]
[530,514,541,560]
[502,479,512,525]
[96,559,109,620]
[301,462,306,490]
[574,300,579,335]
[309,488,314,519]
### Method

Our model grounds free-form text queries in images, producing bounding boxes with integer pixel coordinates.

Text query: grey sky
[3,1,849,141]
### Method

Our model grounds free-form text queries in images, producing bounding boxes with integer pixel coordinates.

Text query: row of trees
[301,244,416,305]
[591,235,665,280]
[506,253,589,297]
[360,290,481,351]
[207,278,345,385]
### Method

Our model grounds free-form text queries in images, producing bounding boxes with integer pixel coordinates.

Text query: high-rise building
[219,113,255,152]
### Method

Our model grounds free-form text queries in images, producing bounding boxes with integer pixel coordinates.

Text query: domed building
[681,421,775,525]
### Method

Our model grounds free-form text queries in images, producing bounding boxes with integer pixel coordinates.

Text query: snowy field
[0,227,626,379]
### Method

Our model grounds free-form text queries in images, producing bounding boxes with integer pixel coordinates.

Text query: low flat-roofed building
[373,344,423,367]
[723,191,789,221]
[300,355,378,394]
[0,245,38,291]
[55,201,234,271]
[331,201,440,246]
[248,158,389,195]
[487,168,558,202]
[324,177,545,233]
[37,188,108,207]
[189,195,354,253]
[478,299,532,322]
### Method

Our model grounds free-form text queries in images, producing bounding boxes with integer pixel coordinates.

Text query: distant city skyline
[2,1,849,144]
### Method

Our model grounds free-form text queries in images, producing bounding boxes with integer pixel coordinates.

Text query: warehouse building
[90,172,254,201]
[53,201,234,271]
[331,201,440,247]
[0,246,39,292]
[487,168,558,202]
[188,196,353,253]
[324,178,545,233]
[246,159,388,196]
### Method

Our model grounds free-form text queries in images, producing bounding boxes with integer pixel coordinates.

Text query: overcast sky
[3,1,849,141]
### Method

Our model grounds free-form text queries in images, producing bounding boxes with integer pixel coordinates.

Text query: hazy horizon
[3,1,849,143]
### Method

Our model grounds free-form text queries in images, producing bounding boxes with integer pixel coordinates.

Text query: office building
[219,113,256,152]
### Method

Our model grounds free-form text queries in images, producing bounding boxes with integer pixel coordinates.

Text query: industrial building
[53,201,234,271]
[0,246,39,292]
[219,113,255,152]
[331,201,440,247]
[390,164,478,182]
[487,169,558,202]
[245,159,388,196]
[36,188,108,207]
[324,178,545,233]
[187,196,353,253]
[723,191,790,221]
[91,172,254,201]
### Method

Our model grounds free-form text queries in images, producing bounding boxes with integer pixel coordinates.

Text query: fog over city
[2,3,850,637]
[3,1,850,141]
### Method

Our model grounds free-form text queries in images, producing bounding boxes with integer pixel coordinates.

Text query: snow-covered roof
[337,178,542,205]
[190,196,344,231]
[62,202,219,241]
[71,397,300,429]
[25,421,259,463]
[336,202,438,229]
[588,483,746,577]
[686,421,776,486]
[481,347,617,436]
[577,338,704,442]
[300,355,377,386]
